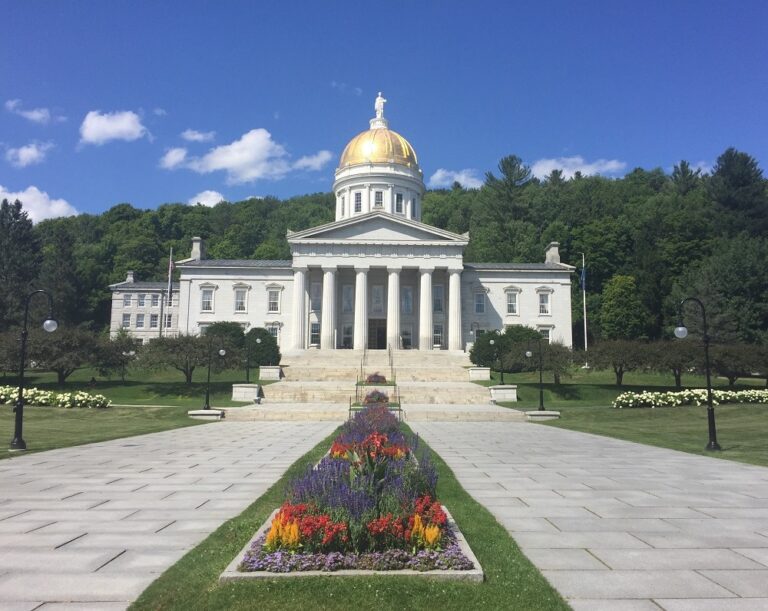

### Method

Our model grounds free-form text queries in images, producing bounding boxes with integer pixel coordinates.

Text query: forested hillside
[2,147,766,346]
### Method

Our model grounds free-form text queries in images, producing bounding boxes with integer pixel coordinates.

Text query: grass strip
[1,405,207,459]
[130,426,568,611]
[542,404,768,467]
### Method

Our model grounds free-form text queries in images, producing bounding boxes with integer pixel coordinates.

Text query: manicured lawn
[131,427,568,611]
[542,404,768,467]
[2,366,260,408]
[1,404,208,459]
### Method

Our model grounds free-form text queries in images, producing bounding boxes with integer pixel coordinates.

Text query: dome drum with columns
[110,94,574,352]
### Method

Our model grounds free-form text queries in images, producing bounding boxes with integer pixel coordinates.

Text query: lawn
[1,404,208,458]
[131,426,568,611]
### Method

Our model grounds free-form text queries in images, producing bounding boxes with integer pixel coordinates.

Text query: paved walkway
[412,421,768,611]
[0,421,338,610]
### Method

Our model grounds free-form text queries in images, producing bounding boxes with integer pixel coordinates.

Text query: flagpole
[160,247,173,338]
[581,252,588,368]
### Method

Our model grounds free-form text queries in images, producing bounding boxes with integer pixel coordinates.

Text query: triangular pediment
[287,212,467,243]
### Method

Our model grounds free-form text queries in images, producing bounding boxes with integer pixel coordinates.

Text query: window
[165,313,173,328]
[310,282,322,311]
[268,324,279,339]
[166,293,173,307]
[474,292,485,314]
[372,285,384,313]
[433,285,444,313]
[342,324,353,348]
[354,192,362,213]
[138,294,146,307]
[201,288,214,312]
[121,313,131,328]
[433,324,444,347]
[401,325,412,349]
[268,289,280,313]
[310,322,321,346]
[474,328,485,340]
[539,328,551,343]
[136,314,145,328]
[374,191,383,208]
[150,314,159,328]
[413,196,418,216]
[401,286,413,314]
[151,294,159,307]
[123,294,132,307]
[342,285,354,314]
[538,293,549,315]
[234,288,248,312]
[395,193,403,213]
[341,195,345,216]
[506,291,518,315]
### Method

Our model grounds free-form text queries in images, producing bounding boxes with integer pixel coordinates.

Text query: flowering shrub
[0,385,111,409]
[240,404,471,572]
[363,389,389,405]
[365,372,387,384]
[613,388,768,409]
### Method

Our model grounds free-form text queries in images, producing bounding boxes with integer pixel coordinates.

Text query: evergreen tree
[600,275,648,340]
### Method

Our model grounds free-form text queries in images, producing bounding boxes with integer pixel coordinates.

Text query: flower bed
[365,372,387,385]
[228,405,480,579]
[0,385,111,409]
[613,388,768,409]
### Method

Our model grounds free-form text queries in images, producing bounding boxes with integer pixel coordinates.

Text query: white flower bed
[613,388,768,409]
[0,385,111,409]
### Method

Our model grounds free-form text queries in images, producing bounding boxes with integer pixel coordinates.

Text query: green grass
[2,366,262,408]
[1,404,208,458]
[130,427,568,611]
[542,404,768,467]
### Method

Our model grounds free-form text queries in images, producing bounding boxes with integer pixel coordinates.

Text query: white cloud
[6,142,54,167]
[187,128,291,184]
[188,190,225,207]
[181,128,215,142]
[692,160,712,174]
[159,147,188,169]
[530,156,627,179]
[153,107,167,116]
[5,99,64,124]
[428,168,483,189]
[293,150,333,171]
[0,184,78,223]
[331,81,363,96]
[79,110,148,145]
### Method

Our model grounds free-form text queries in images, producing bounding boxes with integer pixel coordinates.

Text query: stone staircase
[260,349,490,405]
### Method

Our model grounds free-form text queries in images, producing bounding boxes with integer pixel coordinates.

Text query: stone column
[320,267,336,349]
[419,269,433,350]
[386,267,401,349]
[448,269,463,351]
[291,267,307,350]
[353,267,368,350]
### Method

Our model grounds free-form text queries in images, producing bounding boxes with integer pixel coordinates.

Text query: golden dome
[339,128,419,169]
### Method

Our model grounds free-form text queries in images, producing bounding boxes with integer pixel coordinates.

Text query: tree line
[1,146,766,347]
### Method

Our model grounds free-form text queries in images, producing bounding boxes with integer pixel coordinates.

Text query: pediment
[288,212,467,243]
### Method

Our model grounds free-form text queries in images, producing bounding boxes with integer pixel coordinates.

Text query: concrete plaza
[412,421,768,610]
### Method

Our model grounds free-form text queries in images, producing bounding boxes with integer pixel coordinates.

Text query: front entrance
[368,319,387,349]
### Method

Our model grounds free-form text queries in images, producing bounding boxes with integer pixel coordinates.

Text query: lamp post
[674,297,721,451]
[525,336,545,411]
[244,337,261,383]
[489,337,504,384]
[203,339,226,411]
[10,289,58,451]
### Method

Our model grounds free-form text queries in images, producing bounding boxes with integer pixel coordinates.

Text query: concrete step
[281,366,469,382]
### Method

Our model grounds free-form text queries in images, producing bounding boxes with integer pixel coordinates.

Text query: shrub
[0,385,111,409]
[613,388,768,408]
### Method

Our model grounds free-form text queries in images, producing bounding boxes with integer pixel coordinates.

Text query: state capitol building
[110,95,574,352]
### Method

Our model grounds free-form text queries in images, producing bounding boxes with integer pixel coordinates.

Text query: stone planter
[232,384,263,402]
[259,366,283,380]
[468,367,490,381]
[489,385,518,402]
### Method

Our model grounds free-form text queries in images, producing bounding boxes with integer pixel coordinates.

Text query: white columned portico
[353,267,368,350]
[419,269,433,350]
[291,266,307,350]
[386,267,401,349]
[448,269,462,351]
[321,267,336,349]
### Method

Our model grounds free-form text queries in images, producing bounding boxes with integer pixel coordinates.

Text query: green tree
[671,160,702,196]
[28,327,98,386]
[245,327,282,377]
[708,148,768,235]
[709,343,760,388]
[97,329,141,383]
[600,275,648,340]
[647,340,700,388]
[0,200,42,331]
[590,340,648,386]
[142,335,207,384]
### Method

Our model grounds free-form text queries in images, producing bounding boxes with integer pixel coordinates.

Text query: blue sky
[3,0,767,221]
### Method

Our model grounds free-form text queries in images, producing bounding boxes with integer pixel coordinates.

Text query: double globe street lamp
[674,297,721,451]
[10,289,58,452]
[488,338,505,384]
[203,339,226,411]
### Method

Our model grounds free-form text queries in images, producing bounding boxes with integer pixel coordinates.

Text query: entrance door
[368,319,387,349]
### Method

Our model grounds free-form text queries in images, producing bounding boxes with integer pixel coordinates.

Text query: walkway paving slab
[0,420,338,608]
[412,421,768,610]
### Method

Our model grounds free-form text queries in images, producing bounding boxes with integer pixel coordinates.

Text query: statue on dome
[375,92,387,118]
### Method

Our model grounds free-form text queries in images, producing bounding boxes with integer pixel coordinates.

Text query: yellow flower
[424,524,441,547]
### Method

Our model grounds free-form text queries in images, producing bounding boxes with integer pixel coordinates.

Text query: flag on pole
[166,247,174,306]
